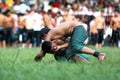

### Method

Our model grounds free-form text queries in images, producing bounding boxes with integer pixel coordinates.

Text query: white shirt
[32,13,44,31]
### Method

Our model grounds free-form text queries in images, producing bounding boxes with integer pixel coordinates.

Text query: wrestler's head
[40,27,50,39]
[42,41,57,53]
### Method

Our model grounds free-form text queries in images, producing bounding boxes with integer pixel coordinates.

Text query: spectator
[3,9,15,47]
[94,10,106,48]
[61,9,76,22]
[43,9,55,29]
[0,9,6,48]
[110,10,120,47]
[23,10,34,48]
[30,4,44,47]
[17,13,26,48]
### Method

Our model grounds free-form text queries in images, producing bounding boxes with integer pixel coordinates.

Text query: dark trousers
[33,31,41,47]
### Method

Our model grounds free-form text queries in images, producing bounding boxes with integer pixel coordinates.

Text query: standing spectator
[11,11,18,47]
[17,13,26,48]
[110,10,120,47]
[30,4,44,47]
[61,9,76,22]
[23,10,34,48]
[89,17,97,45]
[0,10,6,48]
[3,9,15,47]
[43,9,55,29]
[94,10,106,48]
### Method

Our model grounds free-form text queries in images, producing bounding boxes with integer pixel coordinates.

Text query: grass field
[0,46,120,80]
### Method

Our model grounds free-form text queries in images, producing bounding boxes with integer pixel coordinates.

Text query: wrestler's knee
[72,44,83,53]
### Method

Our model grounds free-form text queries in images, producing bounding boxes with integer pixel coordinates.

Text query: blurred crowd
[0,0,120,48]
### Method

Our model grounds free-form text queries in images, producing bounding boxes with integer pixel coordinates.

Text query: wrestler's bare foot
[98,53,106,62]
[73,55,90,63]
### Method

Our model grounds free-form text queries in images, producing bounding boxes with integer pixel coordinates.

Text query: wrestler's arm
[34,50,46,62]
[56,41,69,51]
[45,29,55,41]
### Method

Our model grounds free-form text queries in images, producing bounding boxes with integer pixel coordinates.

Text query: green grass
[0,46,120,80]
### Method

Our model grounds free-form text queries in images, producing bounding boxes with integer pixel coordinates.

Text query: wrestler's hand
[34,51,45,62]
[34,54,43,62]
[54,46,61,52]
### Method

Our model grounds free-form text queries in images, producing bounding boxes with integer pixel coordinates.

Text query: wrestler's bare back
[45,21,81,41]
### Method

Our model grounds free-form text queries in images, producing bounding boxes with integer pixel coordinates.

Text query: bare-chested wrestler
[17,13,26,48]
[34,27,90,63]
[3,9,15,47]
[89,17,98,45]
[61,9,76,22]
[0,11,6,48]
[43,9,55,29]
[94,10,106,48]
[41,21,106,62]
[110,10,120,47]
[23,10,34,48]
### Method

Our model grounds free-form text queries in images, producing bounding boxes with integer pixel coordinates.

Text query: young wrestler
[94,10,106,48]
[23,10,34,48]
[17,13,26,48]
[110,10,120,47]
[3,9,15,47]
[41,21,106,62]
[0,10,6,48]
[34,28,90,63]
